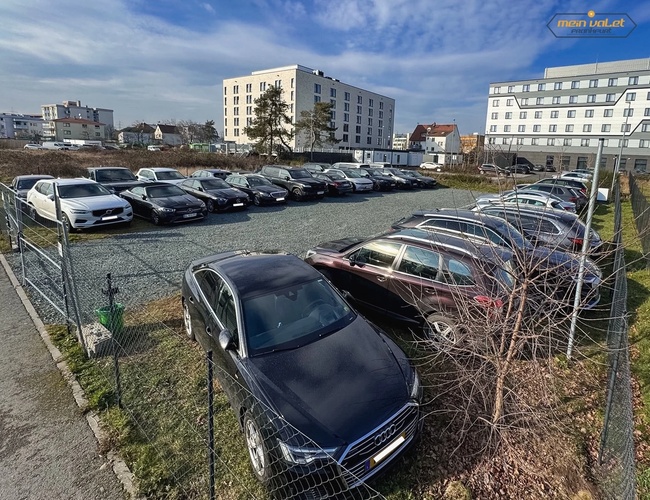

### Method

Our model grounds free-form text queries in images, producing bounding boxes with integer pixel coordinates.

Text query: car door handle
[206,326,212,336]
[188,296,194,303]
[424,288,437,294]
[376,276,387,282]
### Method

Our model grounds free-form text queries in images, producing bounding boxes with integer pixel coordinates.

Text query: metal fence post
[207,350,215,500]
[102,273,122,408]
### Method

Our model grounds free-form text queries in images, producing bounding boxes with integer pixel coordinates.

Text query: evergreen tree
[244,86,293,155]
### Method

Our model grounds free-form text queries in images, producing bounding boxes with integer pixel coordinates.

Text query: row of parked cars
[179,189,604,496]
[9,163,438,230]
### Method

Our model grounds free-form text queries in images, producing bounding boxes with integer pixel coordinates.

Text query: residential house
[410,123,462,166]
[41,100,113,140]
[51,117,105,142]
[118,123,155,145]
[154,124,182,146]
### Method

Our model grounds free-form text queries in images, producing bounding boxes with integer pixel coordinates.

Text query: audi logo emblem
[374,424,397,446]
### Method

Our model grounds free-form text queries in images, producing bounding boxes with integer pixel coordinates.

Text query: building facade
[0,113,44,139]
[409,123,462,166]
[485,58,650,172]
[41,100,114,140]
[222,65,395,150]
[50,117,106,142]
[391,133,410,150]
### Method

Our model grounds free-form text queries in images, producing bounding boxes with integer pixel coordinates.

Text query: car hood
[256,185,285,194]
[205,188,248,199]
[100,180,143,192]
[293,178,326,188]
[153,194,203,208]
[527,245,601,282]
[310,237,365,255]
[62,195,129,211]
[244,317,410,447]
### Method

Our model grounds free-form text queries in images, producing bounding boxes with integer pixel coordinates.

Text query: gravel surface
[5,187,482,323]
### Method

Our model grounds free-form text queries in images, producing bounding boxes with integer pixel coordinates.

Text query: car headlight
[217,197,227,205]
[199,201,206,208]
[259,192,272,197]
[70,210,89,214]
[410,370,421,399]
[158,207,175,213]
[278,441,338,465]
[305,249,315,258]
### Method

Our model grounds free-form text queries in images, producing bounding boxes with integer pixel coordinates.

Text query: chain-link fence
[596,179,637,499]
[629,173,650,266]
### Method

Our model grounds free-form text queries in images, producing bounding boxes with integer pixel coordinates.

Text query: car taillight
[474,296,503,309]
[570,237,584,247]
[569,197,577,202]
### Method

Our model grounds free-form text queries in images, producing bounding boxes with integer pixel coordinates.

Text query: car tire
[151,211,161,225]
[243,412,272,484]
[253,194,261,206]
[182,299,195,341]
[206,199,215,212]
[61,213,75,233]
[423,313,460,350]
[292,188,303,201]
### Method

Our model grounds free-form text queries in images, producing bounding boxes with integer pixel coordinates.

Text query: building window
[567,110,576,118]
[356,105,362,114]
[260,82,266,91]
[64,130,71,135]
[518,125,526,132]
[547,138,555,146]
[587,94,596,103]
[234,107,239,115]
[502,138,509,144]
[233,85,239,93]
[314,96,321,103]
[357,95,363,104]
[367,127,372,135]
[583,124,592,132]
[549,125,557,132]
[367,118,373,126]
[505,112,512,119]
[344,113,349,122]
[342,133,348,143]
[504,125,511,132]
[492,99,499,107]
[635,159,648,172]
[233,96,239,105]
[520,111,527,119]
[626,92,636,102]
[274,80,281,88]
[356,116,361,124]
[523,84,530,92]
[629,76,639,85]
[531,138,539,145]
[604,109,613,117]
[640,139,649,148]
[577,156,589,168]
[605,93,616,102]
[569,95,578,103]
[506,99,513,106]
[246,106,252,115]
[643,124,650,132]
[246,83,252,92]
[63,123,70,127]
[589,79,598,88]
[601,124,611,132]
[368,98,373,107]
[585,109,594,118]
[621,123,631,133]
[491,112,498,119]
[618,138,629,147]
[623,108,634,117]
[550,111,559,118]
[608,78,617,87]
[645,108,650,116]
[533,125,541,132]
[355,135,360,143]
[344,92,350,101]
[368,108,372,116]
[314,83,321,94]
[516,137,524,145]
[563,138,572,146]
[538,83,545,91]
[489,125,497,132]
[344,102,350,112]
[581,138,590,147]
[507,85,514,92]
[536,97,544,105]
[488,137,495,144]
[565,125,574,132]
[330,88,336,97]
[554,82,562,90]
[571,80,580,89]
[535,111,542,119]
[552,96,560,104]
[379,101,384,109]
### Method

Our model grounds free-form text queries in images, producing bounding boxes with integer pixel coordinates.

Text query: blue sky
[1,0,649,137]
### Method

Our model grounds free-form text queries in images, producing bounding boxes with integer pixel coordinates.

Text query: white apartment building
[222,65,395,150]
[0,113,44,139]
[41,100,114,140]
[485,58,650,172]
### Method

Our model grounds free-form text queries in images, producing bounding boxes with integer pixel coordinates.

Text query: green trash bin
[95,303,125,334]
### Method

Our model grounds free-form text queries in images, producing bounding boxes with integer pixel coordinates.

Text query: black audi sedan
[359,168,397,191]
[224,173,288,206]
[120,182,207,225]
[178,178,250,212]
[181,252,422,497]
[311,171,354,196]
[399,170,438,189]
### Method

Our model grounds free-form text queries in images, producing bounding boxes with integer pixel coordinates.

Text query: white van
[41,142,70,150]
[331,162,371,169]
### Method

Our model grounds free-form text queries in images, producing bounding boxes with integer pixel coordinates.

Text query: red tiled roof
[409,123,456,141]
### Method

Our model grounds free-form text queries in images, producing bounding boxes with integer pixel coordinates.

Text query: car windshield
[409,171,424,178]
[248,176,271,187]
[243,278,355,356]
[58,183,111,198]
[342,170,364,178]
[326,172,345,180]
[156,170,185,180]
[146,185,186,198]
[17,178,43,190]
[400,171,415,177]
[95,169,137,182]
[289,169,312,179]
[202,179,230,189]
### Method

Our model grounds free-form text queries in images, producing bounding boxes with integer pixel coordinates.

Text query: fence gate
[1,183,84,349]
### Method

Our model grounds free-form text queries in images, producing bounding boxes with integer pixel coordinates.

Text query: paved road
[0,260,126,500]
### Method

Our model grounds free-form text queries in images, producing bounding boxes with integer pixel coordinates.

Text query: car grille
[339,403,419,487]
[271,191,286,199]
[176,207,201,215]
[92,207,124,217]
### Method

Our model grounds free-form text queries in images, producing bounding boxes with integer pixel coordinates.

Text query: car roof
[39,178,99,186]
[142,167,180,172]
[14,174,54,180]
[409,208,513,227]
[479,204,578,221]
[197,252,322,299]
[142,181,180,188]
[89,166,130,170]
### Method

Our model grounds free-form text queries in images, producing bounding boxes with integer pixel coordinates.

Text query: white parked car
[324,168,374,192]
[420,161,442,171]
[558,171,592,182]
[136,167,186,185]
[23,143,43,150]
[26,178,133,230]
[475,191,576,213]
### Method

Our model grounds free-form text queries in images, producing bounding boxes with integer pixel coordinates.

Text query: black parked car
[10,174,55,199]
[178,178,250,212]
[377,168,415,189]
[358,168,397,191]
[399,170,438,188]
[120,182,207,224]
[181,251,422,497]
[508,164,531,175]
[191,168,232,180]
[311,172,354,195]
[258,165,327,201]
[535,177,588,195]
[225,173,288,206]
[86,167,145,193]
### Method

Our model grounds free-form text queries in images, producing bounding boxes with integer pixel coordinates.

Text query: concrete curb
[0,253,139,499]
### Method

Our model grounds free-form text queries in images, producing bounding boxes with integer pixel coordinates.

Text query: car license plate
[317,191,324,195]
[233,203,244,207]
[276,198,285,202]
[101,215,118,221]
[366,433,406,470]
[183,213,197,218]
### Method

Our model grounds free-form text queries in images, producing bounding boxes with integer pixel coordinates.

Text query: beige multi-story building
[222,65,395,150]
[50,117,105,142]
[485,58,650,172]
[41,100,113,140]
[391,133,410,150]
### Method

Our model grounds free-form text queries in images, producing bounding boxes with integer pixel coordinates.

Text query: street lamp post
[612,101,632,193]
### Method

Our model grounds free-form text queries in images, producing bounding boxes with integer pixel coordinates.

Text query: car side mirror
[349,254,366,267]
[141,195,147,200]
[284,176,291,181]
[219,329,237,351]
[47,194,55,200]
